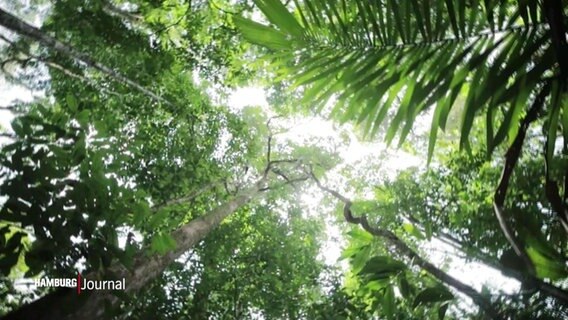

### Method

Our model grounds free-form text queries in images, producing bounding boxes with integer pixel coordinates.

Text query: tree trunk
[1,182,266,320]
[0,8,175,108]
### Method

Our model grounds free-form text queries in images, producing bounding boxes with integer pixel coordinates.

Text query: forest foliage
[0,0,567,319]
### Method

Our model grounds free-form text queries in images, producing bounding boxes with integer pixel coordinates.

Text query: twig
[153,1,192,35]
[1,41,123,99]
[0,132,16,139]
[0,33,15,45]
[44,60,122,98]
[209,0,244,15]
[271,167,290,182]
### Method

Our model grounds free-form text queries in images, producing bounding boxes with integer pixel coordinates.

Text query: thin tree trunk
[1,181,266,320]
[0,8,175,108]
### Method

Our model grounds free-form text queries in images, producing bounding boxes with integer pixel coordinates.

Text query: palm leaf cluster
[235,0,564,160]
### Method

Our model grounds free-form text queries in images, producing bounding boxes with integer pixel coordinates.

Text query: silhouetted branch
[310,172,503,319]
[542,0,568,87]
[493,85,551,275]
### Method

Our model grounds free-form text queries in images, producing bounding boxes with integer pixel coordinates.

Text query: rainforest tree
[1,0,568,319]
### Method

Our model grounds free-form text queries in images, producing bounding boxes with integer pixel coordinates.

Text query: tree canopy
[1,0,567,319]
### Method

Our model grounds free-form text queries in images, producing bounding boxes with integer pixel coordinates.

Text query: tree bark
[0,8,175,108]
[542,0,568,86]
[1,181,266,320]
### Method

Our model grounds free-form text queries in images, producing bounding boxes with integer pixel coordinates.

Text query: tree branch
[0,8,177,109]
[434,226,568,304]
[102,2,144,24]
[154,180,224,211]
[544,140,568,233]
[310,174,503,319]
[493,85,551,274]
[542,0,568,88]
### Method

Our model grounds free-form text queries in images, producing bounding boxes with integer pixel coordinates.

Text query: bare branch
[0,132,15,139]
[271,167,290,182]
[258,174,310,192]
[0,40,123,99]
[209,0,245,15]
[102,2,144,24]
[0,33,15,45]
[264,116,284,166]
[153,2,192,35]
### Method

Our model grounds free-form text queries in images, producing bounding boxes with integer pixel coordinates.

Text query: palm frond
[235,0,561,161]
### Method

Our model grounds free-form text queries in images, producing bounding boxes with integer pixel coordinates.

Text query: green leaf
[340,244,366,260]
[398,275,412,299]
[233,16,292,50]
[66,94,78,113]
[382,285,396,319]
[351,245,372,274]
[347,228,373,244]
[526,245,568,280]
[359,256,407,279]
[547,82,561,164]
[428,102,443,164]
[0,252,19,276]
[132,201,151,227]
[150,232,177,255]
[413,286,454,308]
[144,210,161,231]
[402,223,425,240]
[253,0,304,38]
[11,119,24,137]
[444,0,460,38]
[438,302,449,320]
[562,92,568,148]
[76,109,91,127]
